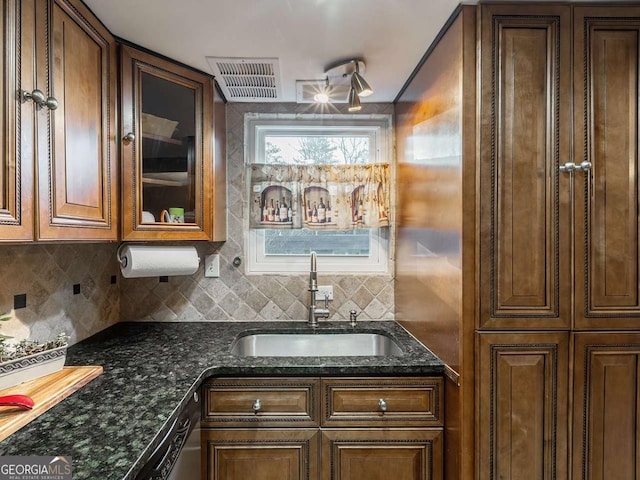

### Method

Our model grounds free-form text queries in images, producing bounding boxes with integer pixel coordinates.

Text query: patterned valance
[250,163,390,229]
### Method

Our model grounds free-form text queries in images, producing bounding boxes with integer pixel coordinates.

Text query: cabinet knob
[575,160,592,172]
[378,398,388,412]
[252,399,262,413]
[43,96,58,110]
[559,162,576,173]
[123,132,135,145]
[21,89,58,110]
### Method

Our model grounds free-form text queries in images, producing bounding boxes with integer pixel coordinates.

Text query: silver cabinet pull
[378,398,387,412]
[560,161,592,174]
[21,89,58,110]
[575,160,592,172]
[123,132,135,145]
[559,162,575,173]
[252,399,262,413]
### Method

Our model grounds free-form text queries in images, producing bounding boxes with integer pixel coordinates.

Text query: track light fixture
[347,86,361,112]
[296,58,374,107]
[350,60,373,98]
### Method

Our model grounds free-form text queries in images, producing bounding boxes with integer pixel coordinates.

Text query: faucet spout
[309,251,317,290]
[308,251,329,327]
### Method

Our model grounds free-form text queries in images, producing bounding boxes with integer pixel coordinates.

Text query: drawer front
[322,377,443,427]
[203,377,319,427]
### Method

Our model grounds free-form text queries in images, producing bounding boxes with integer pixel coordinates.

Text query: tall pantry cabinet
[477,4,640,480]
[0,0,117,242]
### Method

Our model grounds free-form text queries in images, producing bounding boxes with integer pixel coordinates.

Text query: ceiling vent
[207,57,281,102]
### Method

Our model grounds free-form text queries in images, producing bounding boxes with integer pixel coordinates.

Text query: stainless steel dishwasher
[135,391,201,480]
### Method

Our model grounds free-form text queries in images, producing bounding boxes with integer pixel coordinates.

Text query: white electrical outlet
[204,254,220,278]
[317,285,333,301]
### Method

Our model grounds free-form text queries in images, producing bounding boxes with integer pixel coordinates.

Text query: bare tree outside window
[265,142,283,164]
[294,137,338,164]
[264,136,369,165]
[337,137,369,164]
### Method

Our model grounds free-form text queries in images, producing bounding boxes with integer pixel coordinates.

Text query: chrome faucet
[308,251,329,327]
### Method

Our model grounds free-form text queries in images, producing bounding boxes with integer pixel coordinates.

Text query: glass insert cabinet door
[120,45,214,241]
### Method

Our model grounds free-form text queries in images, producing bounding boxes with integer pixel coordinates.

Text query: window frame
[245,113,393,275]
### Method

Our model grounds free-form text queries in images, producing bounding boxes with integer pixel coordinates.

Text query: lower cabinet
[201,376,444,480]
[478,332,640,480]
[202,429,319,480]
[477,332,570,480]
[572,333,640,480]
[321,429,442,480]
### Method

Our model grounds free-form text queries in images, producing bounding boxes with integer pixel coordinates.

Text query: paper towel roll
[120,245,200,278]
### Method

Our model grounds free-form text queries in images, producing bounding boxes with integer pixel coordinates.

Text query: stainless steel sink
[230,332,403,357]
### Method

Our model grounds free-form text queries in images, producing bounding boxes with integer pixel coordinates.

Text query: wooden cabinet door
[573,333,640,480]
[478,5,572,330]
[573,7,640,330]
[34,0,117,240]
[203,429,319,480]
[0,0,34,241]
[477,332,569,480]
[321,429,442,480]
[120,45,214,241]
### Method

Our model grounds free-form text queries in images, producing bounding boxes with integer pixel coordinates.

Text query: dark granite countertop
[0,321,443,480]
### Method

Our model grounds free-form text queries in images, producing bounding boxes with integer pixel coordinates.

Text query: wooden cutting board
[0,366,102,442]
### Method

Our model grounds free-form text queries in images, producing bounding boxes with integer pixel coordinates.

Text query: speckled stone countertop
[0,321,443,480]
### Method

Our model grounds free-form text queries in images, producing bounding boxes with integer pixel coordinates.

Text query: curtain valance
[249,163,390,230]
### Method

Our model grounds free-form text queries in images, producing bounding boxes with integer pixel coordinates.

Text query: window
[246,114,392,274]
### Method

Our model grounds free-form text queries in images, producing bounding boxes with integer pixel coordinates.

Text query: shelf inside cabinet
[141,172,189,187]
[141,132,183,145]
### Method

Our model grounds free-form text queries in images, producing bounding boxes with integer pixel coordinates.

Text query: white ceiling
[84,0,464,102]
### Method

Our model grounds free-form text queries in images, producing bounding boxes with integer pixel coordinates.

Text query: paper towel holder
[116,243,128,268]
[115,243,202,269]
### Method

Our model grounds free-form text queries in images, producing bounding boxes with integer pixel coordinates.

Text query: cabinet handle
[252,399,262,413]
[43,96,58,110]
[574,160,592,172]
[123,132,135,145]
[378,398,388,412]
[559,162,575,173]
[21,89,58,110]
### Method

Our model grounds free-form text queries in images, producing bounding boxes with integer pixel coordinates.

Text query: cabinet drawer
[203,377,319,427]
[321,377,443,427]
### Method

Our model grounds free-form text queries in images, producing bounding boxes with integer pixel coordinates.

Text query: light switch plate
[204,254,220,278]
[317,285,333,301]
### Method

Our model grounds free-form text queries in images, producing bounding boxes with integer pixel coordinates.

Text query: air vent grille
[207,57,281,102]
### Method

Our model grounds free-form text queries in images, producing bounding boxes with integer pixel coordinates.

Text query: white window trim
[245,113,393,276]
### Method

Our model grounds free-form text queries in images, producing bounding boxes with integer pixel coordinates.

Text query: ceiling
[84,0,464,103]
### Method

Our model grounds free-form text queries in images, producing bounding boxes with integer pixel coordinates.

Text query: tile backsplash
[0,103,395,344]
[120,102,395,323]
[0,243,120,345]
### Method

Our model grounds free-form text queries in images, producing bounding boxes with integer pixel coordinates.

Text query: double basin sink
[231,331,403,357]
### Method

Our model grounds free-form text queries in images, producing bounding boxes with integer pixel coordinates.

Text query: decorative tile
[0,244,120,345]
[352,285,374,310]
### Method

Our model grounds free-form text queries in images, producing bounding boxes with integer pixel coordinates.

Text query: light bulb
[314,92,330,103]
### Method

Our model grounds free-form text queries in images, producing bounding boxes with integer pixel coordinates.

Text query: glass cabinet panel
[140,72,196,225]
[121,45,215,241]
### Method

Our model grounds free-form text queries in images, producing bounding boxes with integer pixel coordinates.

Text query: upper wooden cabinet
[573,7,640,330]
[1,0,117,242]
[479,4,640,331]
[0,0,33,242]
[34,0,117,240]
[479,4,572,330]
[120,45,218,241]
